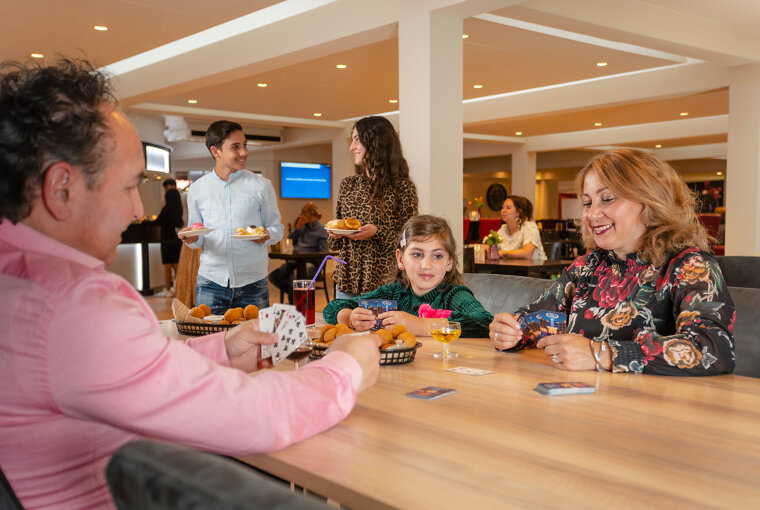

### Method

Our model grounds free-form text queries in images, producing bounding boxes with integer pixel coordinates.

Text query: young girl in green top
[322,215,493,337]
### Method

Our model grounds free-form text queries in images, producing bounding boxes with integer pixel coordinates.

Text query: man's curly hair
[0,57,116,222]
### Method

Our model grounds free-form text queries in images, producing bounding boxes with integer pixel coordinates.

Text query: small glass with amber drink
[430,320,461,359]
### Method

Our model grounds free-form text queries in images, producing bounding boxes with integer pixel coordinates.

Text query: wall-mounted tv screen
[280,162,331,199]
[143,142,171,173]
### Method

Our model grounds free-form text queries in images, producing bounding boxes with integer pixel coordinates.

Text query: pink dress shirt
[0,220,362,509]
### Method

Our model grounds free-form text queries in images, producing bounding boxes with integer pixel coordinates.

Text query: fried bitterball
[243,304,259,320]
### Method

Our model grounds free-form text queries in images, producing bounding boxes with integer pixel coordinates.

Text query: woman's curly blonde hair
[574,149,710,266]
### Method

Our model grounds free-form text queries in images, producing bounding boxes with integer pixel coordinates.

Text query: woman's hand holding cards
[490,313,523,350]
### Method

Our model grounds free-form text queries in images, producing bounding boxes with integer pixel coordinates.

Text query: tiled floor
[146,278,334,321]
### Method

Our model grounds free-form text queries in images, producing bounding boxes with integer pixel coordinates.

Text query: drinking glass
[293,279,315,326]
[430,320,461,359]
[286,338,312,370]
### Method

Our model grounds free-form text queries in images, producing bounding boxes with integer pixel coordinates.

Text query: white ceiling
[3,0,759,172]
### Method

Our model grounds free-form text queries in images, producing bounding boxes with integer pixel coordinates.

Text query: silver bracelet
[590,340,609,372]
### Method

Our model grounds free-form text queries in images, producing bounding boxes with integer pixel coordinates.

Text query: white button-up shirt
[187,169,283,288]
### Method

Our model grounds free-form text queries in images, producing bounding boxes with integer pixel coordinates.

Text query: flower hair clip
[400,230,407,248]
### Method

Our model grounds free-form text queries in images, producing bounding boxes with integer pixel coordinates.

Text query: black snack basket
[309,342,422,366]
[176,321,236,336]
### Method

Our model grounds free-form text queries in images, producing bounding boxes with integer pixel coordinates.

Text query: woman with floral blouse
[489,149,735,375]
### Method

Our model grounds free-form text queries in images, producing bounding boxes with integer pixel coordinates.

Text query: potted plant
[473,196,485,220]
[484,230,502,259]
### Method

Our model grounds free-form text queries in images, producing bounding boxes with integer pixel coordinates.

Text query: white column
[331,124,354,219]
[398,10,463,248]
[511,148,537,206]
[726,63,760,256]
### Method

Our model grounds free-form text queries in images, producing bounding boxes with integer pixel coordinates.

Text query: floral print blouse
[510,247,735,375]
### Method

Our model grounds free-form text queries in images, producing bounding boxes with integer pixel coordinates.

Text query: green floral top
[509,247,735,375]
[322,281,493,338]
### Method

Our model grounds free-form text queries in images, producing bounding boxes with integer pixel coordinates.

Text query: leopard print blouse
[328,175,418,295]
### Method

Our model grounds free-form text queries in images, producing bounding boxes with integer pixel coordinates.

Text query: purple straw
[308,255,346,290]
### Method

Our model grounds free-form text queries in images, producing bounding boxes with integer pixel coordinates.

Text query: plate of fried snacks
[178,223,214,237]
[172,299,259,335]
[310,323,421,365]
[325,218,361,235]
[232,225,267,239]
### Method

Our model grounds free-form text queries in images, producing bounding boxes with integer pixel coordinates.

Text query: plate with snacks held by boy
[232,225,267,240]
[325,218,361,235]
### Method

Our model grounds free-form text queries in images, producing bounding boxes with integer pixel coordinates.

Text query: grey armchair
[106,439,327,510]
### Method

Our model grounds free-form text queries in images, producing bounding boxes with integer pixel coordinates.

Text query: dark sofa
[463,273,760,378]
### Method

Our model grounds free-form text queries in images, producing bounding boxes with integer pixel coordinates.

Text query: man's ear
[41,162,77,221]
[209,145,220,160]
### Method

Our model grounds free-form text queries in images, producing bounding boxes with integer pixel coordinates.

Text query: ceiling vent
[163,115,281,145]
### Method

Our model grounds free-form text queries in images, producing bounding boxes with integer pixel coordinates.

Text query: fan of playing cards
[259,304,311,367]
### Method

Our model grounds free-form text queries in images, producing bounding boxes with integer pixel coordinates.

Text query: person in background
[489,149,735,375]
[487,195,547,262]
[180,120,283,313]
[324,215,492,338]
[268,202,328,303]
[156,179,183,297]
[329,116,418,299]
[0,58,381,509]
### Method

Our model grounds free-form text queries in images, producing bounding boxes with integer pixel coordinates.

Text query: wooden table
[238,337,760,509]
[268,251,335,279]
[474,257,573,278]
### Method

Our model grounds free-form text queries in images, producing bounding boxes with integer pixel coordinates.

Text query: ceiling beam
[507,0,760,66]
[464,61,730,125]
[524,115,727,152]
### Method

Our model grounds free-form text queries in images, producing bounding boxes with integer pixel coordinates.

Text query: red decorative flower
[638,332,663,363]
[592,275,638,308]
[584,309,594,320]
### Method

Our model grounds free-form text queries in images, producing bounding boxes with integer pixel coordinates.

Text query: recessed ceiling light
[680,112,689,116]
[336,64,347,69]
[596,62,608,67]
[93,25,108,31]
[462,34,470,39]
[594,122,602,127]
[313,113,322,117]
[257,83,267,88]
[473,84,483,89]
[187,99,197,104]
[514,131,523,136]
[388,99,398,104]
[655,144,662,148]
[717,171,723,176]
[30,53,44,59]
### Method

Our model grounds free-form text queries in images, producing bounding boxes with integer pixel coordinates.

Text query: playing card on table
[445,366,493,376]
[270,309,309,365]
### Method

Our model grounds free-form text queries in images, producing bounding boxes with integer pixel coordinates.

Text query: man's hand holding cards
[258,304,309,365]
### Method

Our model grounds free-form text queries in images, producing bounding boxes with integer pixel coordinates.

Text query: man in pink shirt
[0,59,381,509]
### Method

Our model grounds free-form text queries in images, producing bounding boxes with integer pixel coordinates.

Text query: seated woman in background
[488,196,547,262]
[489,149,735,375]
[323,215,492,338]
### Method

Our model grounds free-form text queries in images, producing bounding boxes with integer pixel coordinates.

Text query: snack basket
[175,321,236,336]
[310,342,422,366]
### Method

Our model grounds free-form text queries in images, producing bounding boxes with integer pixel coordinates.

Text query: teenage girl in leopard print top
[328,116,418,297]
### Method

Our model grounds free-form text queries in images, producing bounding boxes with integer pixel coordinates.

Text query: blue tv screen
[280,162,331,199]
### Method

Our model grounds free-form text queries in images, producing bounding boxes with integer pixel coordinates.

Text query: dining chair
[0,465,23,510]
[106,439,328,510]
